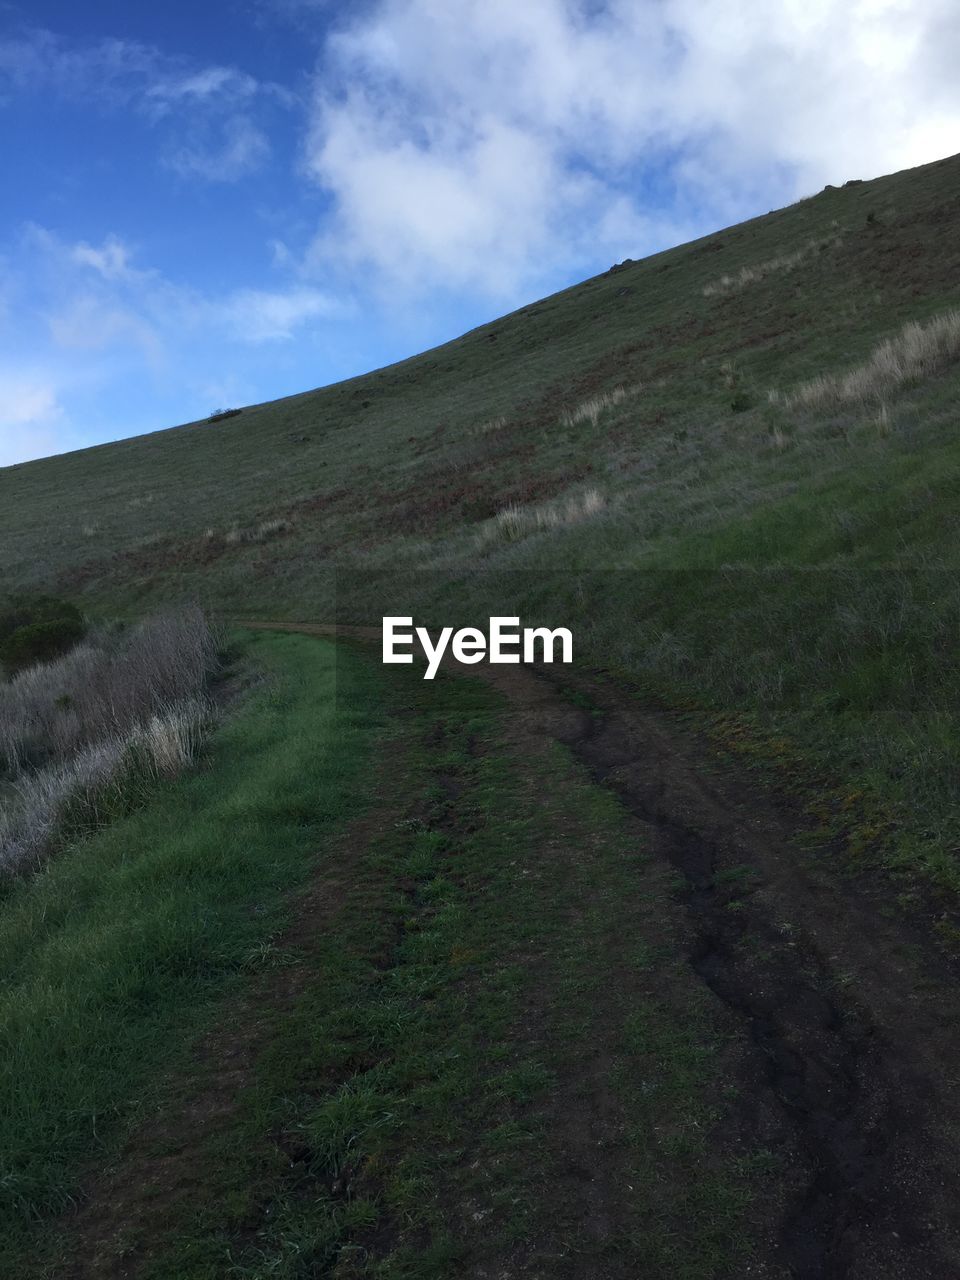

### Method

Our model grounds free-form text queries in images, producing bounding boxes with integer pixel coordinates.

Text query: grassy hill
[4,150,960,1278]
[5,150,960,892]
[4,151,958,604]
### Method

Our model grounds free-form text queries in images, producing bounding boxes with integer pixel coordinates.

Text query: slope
[2,151,960,895]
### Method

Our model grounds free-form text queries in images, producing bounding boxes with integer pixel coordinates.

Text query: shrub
[0,597,85,677]
[0,618,86,675]
[0,607,218,875]
[0,699,210,875]
[0,595,83,642]
[730,390,754,413]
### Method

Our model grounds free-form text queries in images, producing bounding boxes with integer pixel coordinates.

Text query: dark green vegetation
[0,596,85,675]
[3,153,960,893]
[0,631,384,1273]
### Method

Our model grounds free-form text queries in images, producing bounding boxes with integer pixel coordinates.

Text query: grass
[702,231,842,295]
[476,486,607,546]
[0,630,387,1271]
[2,150,960,897]
[781,306,960,409]
[18,640,763,1280]
[560,383,628,426]
[0,608,219,875]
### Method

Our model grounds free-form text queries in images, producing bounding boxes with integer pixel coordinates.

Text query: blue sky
[2,0,958,466]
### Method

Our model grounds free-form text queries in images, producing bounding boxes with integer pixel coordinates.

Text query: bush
[0,597,85,676]
[0,605,218,777]
[0,595,82,641]
[0,699,211,875]
[730,390,755,413]
[0,618,86,675]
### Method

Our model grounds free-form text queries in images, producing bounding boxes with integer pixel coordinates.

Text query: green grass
[17,643,767,1279]
[3,151,960,895]
[0,630,387,1271]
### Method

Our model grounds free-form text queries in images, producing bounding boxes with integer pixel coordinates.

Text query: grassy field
[1,154,958,610]
[0,631,386,1274]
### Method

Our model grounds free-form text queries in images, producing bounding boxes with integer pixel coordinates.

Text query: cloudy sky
[1,0,958,467]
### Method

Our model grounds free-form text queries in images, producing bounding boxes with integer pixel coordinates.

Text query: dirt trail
[248,622,960,1278]
[561,673,960,1278]
[51,622,960,1278]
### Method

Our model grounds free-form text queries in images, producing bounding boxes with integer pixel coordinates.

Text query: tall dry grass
[0,605,216,775]
[703,234,841,297]
[0,607,218,875]
[478,488,607,547]
[782,309,960,410]
[560,386,627,429]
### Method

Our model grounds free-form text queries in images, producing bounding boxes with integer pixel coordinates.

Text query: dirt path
[560,671,960,1278]
[248,622,960,1277]
[47,623,960,1278]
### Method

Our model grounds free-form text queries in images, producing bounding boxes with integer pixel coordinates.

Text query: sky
[1,1,959,468]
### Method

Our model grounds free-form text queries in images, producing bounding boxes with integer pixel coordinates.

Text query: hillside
[4,152,960,1279]
[4,151,960,890]
[4,152,959,604]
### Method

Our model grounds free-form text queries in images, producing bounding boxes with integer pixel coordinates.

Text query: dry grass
[224,517,293,545]
[129,699,209,780]
[560,386,627,429]
[0,602,216,876]
[478,488,607,546]
[0,695,210,874]
[0,740,127,874]
[0,606,217,781]
[471,415,508,436]
[703,234,841,297]
[782,308,960,410]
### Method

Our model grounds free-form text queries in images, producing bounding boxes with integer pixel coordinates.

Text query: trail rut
[255,623,960,1277]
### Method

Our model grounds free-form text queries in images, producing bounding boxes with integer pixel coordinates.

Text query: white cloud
[166,115,272,181]
[0,27,287,182]
[145,65,259,111]
[210,286,339,341]
[71,234,139,282]
[48,295,165,368]
[0,223,349,466]
[27,226,337,346]
[302,0,960,297]
[0,373,63,465]
[0,376,61,428]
